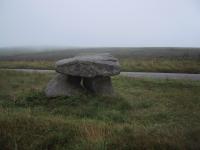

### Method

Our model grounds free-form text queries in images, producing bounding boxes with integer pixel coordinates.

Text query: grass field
[0,57,200,73]
[0,47,200,73]
[120,58,200,73]
[0,70,200,149]
[0,60,54,70]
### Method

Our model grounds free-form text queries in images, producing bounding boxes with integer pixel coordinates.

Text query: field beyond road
[0,58,200,74]
[0,47,200,73]
[0,70,200,149]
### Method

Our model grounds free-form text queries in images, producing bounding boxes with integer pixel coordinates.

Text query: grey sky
[0,0,200,47]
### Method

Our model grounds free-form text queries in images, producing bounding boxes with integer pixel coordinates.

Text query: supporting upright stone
[45,74,83,97]
[83,76,113,95]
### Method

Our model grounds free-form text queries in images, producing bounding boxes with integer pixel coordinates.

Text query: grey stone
[83,76,114,95]
[45,74,83,97]
[55,53,120,77]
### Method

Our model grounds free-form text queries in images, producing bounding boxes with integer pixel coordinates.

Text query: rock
[55,53,120,77]
[45,53,121,97]
[83,76,114,95]
[45,74,83,97]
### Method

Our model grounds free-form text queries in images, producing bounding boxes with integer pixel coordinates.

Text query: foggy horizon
[1,0,200,48]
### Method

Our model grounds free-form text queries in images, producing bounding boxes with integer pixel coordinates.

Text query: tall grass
[0,70,200,149]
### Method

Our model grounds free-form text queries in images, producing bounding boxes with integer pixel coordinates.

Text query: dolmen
[45,53,121,97]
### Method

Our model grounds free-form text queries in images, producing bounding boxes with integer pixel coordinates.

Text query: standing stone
[45,74,83,97]
[83,76,113,95]
[45,53,121,97]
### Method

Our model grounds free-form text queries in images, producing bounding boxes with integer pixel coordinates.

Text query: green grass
[0,58,200,73]
[0,60,54,70]
[120,58,200,73]
[0,70,200,149]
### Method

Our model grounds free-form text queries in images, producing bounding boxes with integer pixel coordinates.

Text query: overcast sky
[0,0,200,47]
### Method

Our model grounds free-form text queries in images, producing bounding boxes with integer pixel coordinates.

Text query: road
[1,68,200,80]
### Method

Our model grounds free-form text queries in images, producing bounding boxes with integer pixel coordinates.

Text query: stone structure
[45,53,120,97]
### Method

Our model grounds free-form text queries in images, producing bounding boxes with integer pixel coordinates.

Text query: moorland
[0,47,200,149]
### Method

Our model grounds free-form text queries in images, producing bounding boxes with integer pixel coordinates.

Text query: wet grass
[0,70,200,149]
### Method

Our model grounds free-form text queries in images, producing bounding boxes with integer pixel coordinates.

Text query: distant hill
[0,47,200,61]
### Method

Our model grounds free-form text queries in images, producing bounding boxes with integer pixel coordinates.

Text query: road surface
[1,68,200,80]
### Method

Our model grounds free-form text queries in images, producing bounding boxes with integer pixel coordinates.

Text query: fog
[0,0,200,48]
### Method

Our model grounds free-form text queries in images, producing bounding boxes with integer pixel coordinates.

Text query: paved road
[1,68,200,80]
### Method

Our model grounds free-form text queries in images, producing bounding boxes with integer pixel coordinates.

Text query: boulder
[55,53,120,77]
[45,53,121,97]
[83,76,113,95]
[45,74,83,97]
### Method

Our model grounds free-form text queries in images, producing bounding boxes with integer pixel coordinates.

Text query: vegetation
[0,60,54,70]
[120,58,200,73]
[0,70,200,149]
[0,57,200,73]
[1,47,200,61]
[0,47,200,73]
